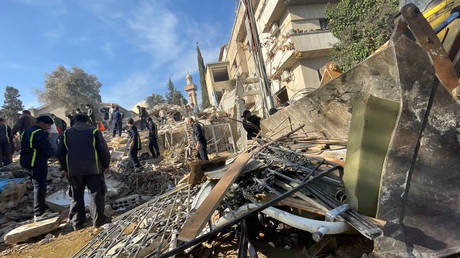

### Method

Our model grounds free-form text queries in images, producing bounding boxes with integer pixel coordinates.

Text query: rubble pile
[106,129,188,195]
[0,162,68,243]
[72,128,380,257]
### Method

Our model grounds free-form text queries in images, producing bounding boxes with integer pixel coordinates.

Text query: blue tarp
[0,178,25,193]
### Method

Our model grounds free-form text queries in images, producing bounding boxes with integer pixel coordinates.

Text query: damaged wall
[261,44,401,139]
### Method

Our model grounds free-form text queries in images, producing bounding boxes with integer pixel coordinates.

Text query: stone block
[3,216,61,245]
[0,179,27,212]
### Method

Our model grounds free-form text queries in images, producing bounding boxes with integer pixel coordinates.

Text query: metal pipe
[434,11,460,34]
[204,204,350,236]
[312,226,329,242]
[155,165,340,258]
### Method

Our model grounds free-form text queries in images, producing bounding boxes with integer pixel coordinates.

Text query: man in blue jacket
[127,118,142,168]
[20,115,54,221]
[58,114,111,230]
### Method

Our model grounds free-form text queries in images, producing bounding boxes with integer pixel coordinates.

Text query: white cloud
[101,72,154,109]
[83,0,225,107]
[102,42,114,57]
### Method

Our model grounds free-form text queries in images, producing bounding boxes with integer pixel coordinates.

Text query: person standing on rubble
[47,119,59,156]
[187,117,208,160]
[20,115,54,222]
[0,118,13,166]
[159,109,166,125]
[111,106,123,137]
[86,104,96,126]
[127,118,142,168]
[146,117,160,159]
[137,106,148,130]
[241,110,261,140]
[12,110,36,136]
[58,114,111,230]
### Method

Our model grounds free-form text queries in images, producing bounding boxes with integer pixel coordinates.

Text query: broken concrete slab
[4,216,62,245]
[46,189,91,212]
[374,33,460,257]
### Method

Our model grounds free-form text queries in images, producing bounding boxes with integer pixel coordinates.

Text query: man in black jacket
[0,118,13,166]
[20,115,54,221]
[58,114,111,230]
[146,117,160,158]
[187,117,208,160]
[137,106,148,130]
[127,118,142,168]
[241,110,261,140]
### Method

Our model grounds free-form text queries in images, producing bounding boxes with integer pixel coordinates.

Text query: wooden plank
[178,125,304,241]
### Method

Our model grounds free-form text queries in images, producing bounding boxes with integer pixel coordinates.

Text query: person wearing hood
[58,114,111,230]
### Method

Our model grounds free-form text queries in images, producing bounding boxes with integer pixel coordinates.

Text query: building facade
[205,0,338,111]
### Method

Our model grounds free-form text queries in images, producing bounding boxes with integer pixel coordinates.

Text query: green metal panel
[343,94,399,217]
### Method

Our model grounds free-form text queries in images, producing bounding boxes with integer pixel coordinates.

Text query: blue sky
[0,0,236,109]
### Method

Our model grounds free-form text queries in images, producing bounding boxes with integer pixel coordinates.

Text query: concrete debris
[0,179,27,213]
[71,125,384,257]
[3,216,62,245]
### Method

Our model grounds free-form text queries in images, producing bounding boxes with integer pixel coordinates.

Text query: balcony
[257,0,337,33]
[265,31,338,78]
[291,30,338,57]
[206,62,233,93]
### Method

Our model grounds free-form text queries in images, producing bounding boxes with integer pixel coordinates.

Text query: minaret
[184,74,198,106]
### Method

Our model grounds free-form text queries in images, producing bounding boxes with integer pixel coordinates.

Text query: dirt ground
[0,227,371,258]
[0,226,101,258]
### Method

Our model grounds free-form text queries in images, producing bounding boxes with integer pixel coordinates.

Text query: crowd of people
[0,103,164,231]
[0,102,262,232]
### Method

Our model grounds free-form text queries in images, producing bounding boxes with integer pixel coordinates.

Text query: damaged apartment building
[204,0,338,150]
[205,0,338,116]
